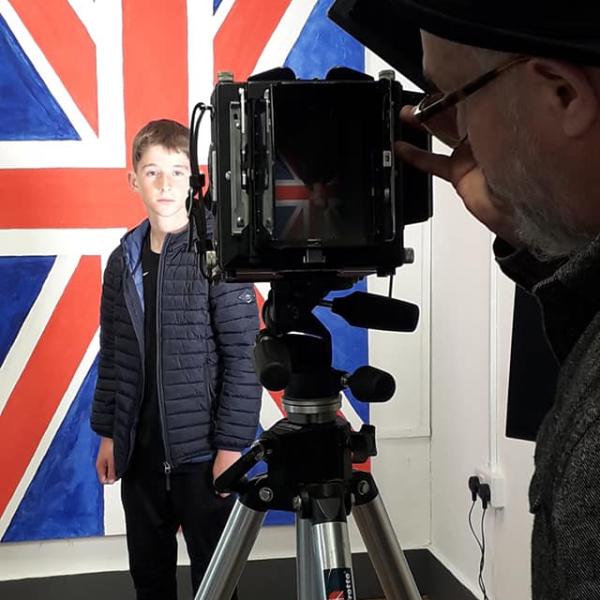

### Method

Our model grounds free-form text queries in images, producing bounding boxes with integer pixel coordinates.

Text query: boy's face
[128,144,190,223]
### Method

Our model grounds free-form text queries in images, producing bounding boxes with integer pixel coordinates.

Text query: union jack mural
[0,0,367,541]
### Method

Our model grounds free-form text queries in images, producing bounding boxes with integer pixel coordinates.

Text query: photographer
[91,119,261,600]
[392,2,600,598]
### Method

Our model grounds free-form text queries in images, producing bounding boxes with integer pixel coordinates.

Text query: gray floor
[0,550,475,600]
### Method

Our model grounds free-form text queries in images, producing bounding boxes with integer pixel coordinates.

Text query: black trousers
[121,461,236,600]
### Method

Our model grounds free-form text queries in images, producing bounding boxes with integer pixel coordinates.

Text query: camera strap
[187,102,214,278]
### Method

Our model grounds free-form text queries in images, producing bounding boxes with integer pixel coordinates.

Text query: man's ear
[527,59,599,138]
[128,171,139,192]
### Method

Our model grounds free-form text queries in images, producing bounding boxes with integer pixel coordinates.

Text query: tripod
[194,278,422,600]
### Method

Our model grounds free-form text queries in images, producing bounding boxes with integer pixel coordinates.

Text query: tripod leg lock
[352,472,379,506]
[350,424,377,463]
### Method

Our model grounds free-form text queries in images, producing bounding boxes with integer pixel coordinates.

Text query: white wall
[491,274,535,600]
[428,167,536,599]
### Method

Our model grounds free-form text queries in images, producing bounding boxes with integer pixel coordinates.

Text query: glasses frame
[413,55,530,146]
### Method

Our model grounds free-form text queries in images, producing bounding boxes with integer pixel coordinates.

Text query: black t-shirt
[130,233,164,472]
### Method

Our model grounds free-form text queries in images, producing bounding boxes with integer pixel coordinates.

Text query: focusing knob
[345,366,395,403]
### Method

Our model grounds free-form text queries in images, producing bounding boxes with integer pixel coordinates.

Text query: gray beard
[512,197,593,261]
[485,109,594,261]
[488,174,593,261]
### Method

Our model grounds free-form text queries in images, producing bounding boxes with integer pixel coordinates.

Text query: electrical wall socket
[475,466,506,509]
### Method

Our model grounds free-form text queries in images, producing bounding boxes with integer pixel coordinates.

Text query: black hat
[329,0,600,89]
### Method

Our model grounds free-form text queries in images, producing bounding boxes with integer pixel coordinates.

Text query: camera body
[207,67,431,282]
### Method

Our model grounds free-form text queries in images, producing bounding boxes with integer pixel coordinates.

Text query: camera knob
[378,69,396,81]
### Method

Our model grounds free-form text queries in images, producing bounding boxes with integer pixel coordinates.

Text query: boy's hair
[131,119,190,170]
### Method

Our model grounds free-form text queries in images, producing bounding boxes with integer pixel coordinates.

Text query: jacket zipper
[156,234,174,490]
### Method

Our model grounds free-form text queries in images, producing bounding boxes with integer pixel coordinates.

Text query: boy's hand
[96,436,116,484]
[396,105,521,249]
[213,449,241,498]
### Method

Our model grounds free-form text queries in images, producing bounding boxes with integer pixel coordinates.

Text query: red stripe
[0,256,101,516]
[0,170,145,229]
[214,0,292,82]
[354,460,371,472]
[11,0,99,134]
[122,0,188,157]
[275,186,311,201]
[268,388,286,417]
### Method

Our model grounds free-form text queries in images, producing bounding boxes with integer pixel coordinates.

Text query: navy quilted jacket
[90,220,261,477]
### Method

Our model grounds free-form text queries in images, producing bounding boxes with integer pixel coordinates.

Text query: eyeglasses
[412,55,529,148]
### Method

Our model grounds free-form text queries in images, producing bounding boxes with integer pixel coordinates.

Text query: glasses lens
[415,95,463,148]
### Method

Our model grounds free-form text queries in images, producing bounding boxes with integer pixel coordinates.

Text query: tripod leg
[194,499,265,600]
[312,519,356,599]
[296,516,320,600]
[353,475,422,600]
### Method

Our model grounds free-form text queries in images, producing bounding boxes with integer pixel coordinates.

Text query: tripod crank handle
[214,442,267,493]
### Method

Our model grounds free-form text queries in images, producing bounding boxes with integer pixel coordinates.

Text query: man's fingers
[400,105,423,130]
[395,141,454,182]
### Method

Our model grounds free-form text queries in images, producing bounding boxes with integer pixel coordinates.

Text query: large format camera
[190,10,435,600]
[190,66,431,283]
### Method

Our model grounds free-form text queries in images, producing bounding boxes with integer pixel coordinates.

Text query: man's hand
[96,436,116,484]
[396,105,520,248]
[213,449,241,498]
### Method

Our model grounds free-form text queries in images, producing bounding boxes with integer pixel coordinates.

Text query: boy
[91,119,261,599]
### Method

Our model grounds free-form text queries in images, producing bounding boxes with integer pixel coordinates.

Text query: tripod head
[216,274,420,507]
[254,275,419,424]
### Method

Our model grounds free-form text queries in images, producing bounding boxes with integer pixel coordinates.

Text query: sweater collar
[534,234,600,362]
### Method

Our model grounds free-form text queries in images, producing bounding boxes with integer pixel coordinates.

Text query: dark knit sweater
[497,237,600,600]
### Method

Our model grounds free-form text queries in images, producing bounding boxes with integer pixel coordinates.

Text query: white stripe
[0,229,126,257]
[67,0,98,41]
[103,480,125,536]
[259,388,284,431]
[340,392,365,432]
[93,0,126,168]
[211,0,236,36]
[252,0,319,76]
[254,281,270,304]
[0,329,100,538]
[187,0,215,154]
[0,254,79,415]
[0,140,126,169]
